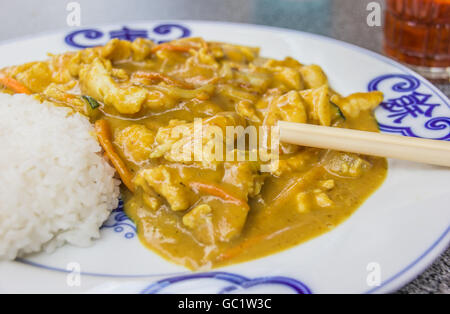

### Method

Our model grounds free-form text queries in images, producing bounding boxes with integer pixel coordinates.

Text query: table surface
[0,0,448,294]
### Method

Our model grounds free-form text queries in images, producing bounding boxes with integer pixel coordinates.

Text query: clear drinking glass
[384,0,450,81]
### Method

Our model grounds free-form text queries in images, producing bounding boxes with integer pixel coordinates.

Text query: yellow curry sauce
[0,38,387,269]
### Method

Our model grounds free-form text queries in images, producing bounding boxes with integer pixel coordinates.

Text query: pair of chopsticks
[278,121,450,167]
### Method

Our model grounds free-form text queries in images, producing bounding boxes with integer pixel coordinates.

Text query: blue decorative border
[101,199,136,239]
[65,24,191,49]
[364,226,450,294]
[141,272,312,294]
[368,74,450,141]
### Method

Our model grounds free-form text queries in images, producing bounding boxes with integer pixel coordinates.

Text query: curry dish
[0,37,387,269]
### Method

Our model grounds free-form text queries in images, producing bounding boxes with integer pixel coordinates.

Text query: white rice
[0,93,120,260]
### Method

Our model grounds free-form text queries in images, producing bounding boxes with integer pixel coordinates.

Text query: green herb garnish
[82,95,100,110]
[330,100,346,121]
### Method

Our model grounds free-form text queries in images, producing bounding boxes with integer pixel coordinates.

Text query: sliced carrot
[269,166,325,210]
[189,181,249,209]
[0,76,31,94]
[217,233,268,262]
[95,120,135,193]
[133,71,194,89]
[151,43,192,53]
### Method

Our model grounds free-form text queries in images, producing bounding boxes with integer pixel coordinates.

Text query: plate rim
[1,19,449,294]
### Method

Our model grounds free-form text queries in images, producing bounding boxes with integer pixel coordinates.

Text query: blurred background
[0,0,382,51]
[0,0,448,294]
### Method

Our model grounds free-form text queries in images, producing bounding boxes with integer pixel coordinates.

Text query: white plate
[0,20,448,294]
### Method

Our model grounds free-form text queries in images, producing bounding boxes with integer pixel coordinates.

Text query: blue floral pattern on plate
[101,199,136,239]
[141,271,312,294]
[65,24,191,49]
[368,74,450,140]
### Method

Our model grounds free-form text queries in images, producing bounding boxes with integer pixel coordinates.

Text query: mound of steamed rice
[0,93,120,260]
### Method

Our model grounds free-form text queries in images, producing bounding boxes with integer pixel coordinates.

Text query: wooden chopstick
[278,121,450,167]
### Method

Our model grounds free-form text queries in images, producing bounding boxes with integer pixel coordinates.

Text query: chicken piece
[299,85,331,126]
[331,91,384,119]
[183,200,249,244]
[186,181,250,243]
[134,165,192,211]
[323,151,372,178]
[243,68,272,91]
[264,90,308,126]
[222,162,264,199]
[319,179,335,190]
[299,64,328,89]
[111,68,129,81]
[183,204,212,228]
[79,58,147,114]
[268,151,313,176]
[222,64,272,94]
[262,90,308,154]
[236,100,261,123]
[196,47,220,68]
[100,39,132,62]
[263,57,304,69]
[100,38,156,62]
[273,66,303,90]
[150,120,189,159]
[253,88,282,111]
[151,114,243,169]
[114,125,155,165]
[150,119,219,168]
[314,192,333,208]
[210,42,260,63]
[219,61,234,80]
[264,59,304,91]
[182,204,215,245]
[212,200,250,242]
[15,62,52,93]
[131,38,155,61]
[68,48,100,77]
[46,53,76,84]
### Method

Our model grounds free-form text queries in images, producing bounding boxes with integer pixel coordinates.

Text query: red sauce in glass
[384,0,450,68]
